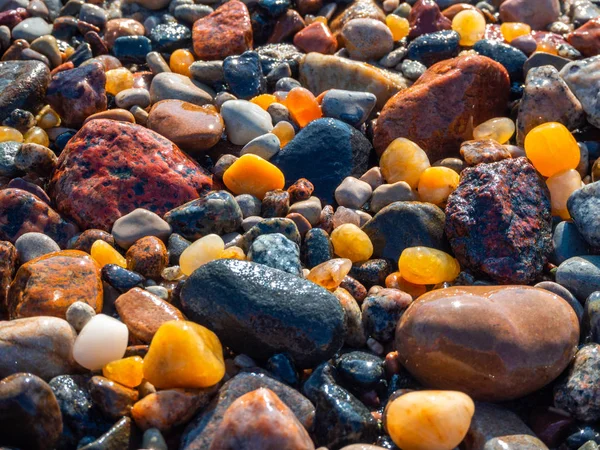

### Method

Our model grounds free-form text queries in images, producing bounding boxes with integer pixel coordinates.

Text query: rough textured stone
[0,241,16,319]
[567,181,600,248]
[460,140,512,166]
[0,60,49,123]
[445,158,552,284]
[49,119,212,231]
[560,56,600,129]
[373,55,510,161]
[568,17,600,57]
[396,286,580,401]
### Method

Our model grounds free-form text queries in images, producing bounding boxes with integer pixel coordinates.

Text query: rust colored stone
[1,39,29,61]
[126,236,168,279]
[568,17,600,57]
[460,139,512,166]
[396,286,579,401]
[408,0,452,39]
[76,20,100,36]
[104,18,145,48]
[89,376,138,419]
[0,8,27,28]
[268,10,305,44]
[0,242,17,319]
[83,109,136,124]
[115,287,184,343]
[71,229,115,253]
[49,119,212,231]
[293,22,337,54]
[49,61,74,76]
[192,0,253,60]
[287,178,314,202]
[373,55,510,161]
[7,250,103,320]
[285,213,311,237]
[0,188,78,247]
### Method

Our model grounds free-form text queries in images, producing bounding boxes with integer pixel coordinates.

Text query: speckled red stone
[49,119,212,231]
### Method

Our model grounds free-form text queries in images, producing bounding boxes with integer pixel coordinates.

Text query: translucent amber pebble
[386,14,410,41]
[143,320,225,389]
[385,390,475,450]
[0,126,23,143]
[35,105,61,129]
[385,271,427,299]
[102,356,144,388]
[250,94,278,111]
[417,167,460,205]
[220,246,246,260]
[306,258,352,290]
[170,49,195,77]
[286,87,322,128]
[500,22,531,42]
[331,224,373,263]
[105,67,135,95]
[524,122,580,177]
[452,10,486,46]
[271,121,295,147]
[537,40,558,55]
[91,240,127,268]
[380,138,430,189]
[223,153,285,199]
[398,247,460,285]
[472,117,515,144]
[23,126,50,146]
[546,169,582,219]
[179,234,224,276]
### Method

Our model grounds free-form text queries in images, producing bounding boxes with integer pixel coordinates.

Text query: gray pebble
[146,51,171,74]
[111,208,172,249]
[240,133,280,160]
[189,60,224,86]
[400,59,426,81]
[115,88,151,109]
[370,181,416,213]
[334,176,372,209]
[215,91,237,109]
[289,196,322,226]
[142,428,168,450]
[235,194,262,218]
[149,72,214,107]
[359,166,384,190]
[534,280,583,324]
[145,285,169,300]
[130,105,149,126]
[552,221,589,265]
[79,3,107,27]
[15,232,60,263]
[30,35,61,68]
[567,181,600,247]
[0,141,21,177]
[267,102,291,124]
[221,232,241,245]
[174,4,213,24]
[66,301,96,332]
[321,89,377,128]
[0,26,10,53]
[248,233,302,275]
[11,17,52,42]
[242,216,263,232]
[379,46,407,68]
[213,154,237,179]
[556,256,600,301]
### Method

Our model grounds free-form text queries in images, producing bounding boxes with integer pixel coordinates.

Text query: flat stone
[149,72,214,107]
[523,52,570,75]
[499,0,560,30]
[552,221,589,265]
[11,17,52,42]
[341,18,393,61]
[111,208,172,250]
[14,232,60,263]
[241,133,281,160]
[0,60,49,123]
[247,233,301,275]
[321,89,376,128]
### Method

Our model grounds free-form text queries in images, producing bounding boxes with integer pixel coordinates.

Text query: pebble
[552,221,589,265]
[293,22,337,54]
[115,87,151,109]
[341,18,394,61]
[65,301,95,332]
[14,142,58,177]
[248,233,302,275]
[0,61,49,124]
[335,177,372,209]
[370,182,416,213]
[220,99,274,145]
[500,0,560,30]
[473,39,527,81]
[561,56,600,129]
[112,208,172,250]
[11,17,52,42]
[72,314,129,371]
[361,288,412,342]
[14,232,60,263]
[126,236,168,279]
[556,256,600,301]
[567,181,600,248]
[224,51,266,100]
[149,72,214,107]
[321,89,377,128]
[241,132,281,160]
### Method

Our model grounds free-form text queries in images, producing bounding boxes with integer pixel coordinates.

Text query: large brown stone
[395,286,579,401]
[49,119,212,231]
[499,0,559,31]
[7,250,103,319]
[192,0,252,60]
[373,55,510,161]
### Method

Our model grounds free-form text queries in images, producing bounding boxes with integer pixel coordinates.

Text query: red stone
[49,119,212,231]
[293,22,337,54]
[192,0,253,60]
[408,0,452,39]
[0,8,27,29]
[373,55,510,161]
[568,17,600,57]
[268,10,305,44]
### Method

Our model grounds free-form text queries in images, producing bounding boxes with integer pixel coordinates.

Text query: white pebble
[73,314,129,370]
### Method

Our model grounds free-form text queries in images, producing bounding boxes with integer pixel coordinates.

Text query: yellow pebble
[105,67,134,95]
[90,240,127,268]
[220,246,246,260]
[546,169,582,219]
[524,122,580,177]
[271,121,295,147]
[35,105,61,129]
[306,258,352,290]
[386,14,410,41]
[398,247,460,285]
[385,390,475,450]
[143,320,225,389]
[417,167,460,205]
[179,234,225,276]
[170,49,195,77]
[0,126,23,143]
[102,356,144,388]
[380,137,431,189]
[23,126,50,146]
[223,153,285,200]
[500,22,531,43]
[250,94,277,110]
[331,224,373,263]
[452,9,486,46]
[473,117,515,144]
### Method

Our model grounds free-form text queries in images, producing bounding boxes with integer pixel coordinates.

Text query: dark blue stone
[54,131,75,152]
[112,36,152,63]
[552,221,589,265]
[336,351,384,390]
[565,427,600,449]
[473,39,528,80]
[223,51,266,100]
[301,228,333,269]
[406,30,460,66]
[266,353,299,387]
[149,23,191,53]
[66,42,92,67]
[256,43,303,77]
[168,233,190,266]
[101,264,145,292]
[251,11,274,45]
[257,0,291,17]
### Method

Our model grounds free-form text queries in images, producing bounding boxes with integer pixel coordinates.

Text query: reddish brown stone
[460,139,512,166]
[71,229,115,253]
[77,20,100,36]
[126,236,168,279]
[568,17,600,57]
[192,0,252,60]
[408,0,452,39]
[0,188,77,247]
[396,286,579,401]
[531,30,568,47]
[330,0,385,37]
[293,22,337,54]
[49,61,74,76]
[210,388,315,450]
[285,213,311,237]
[297,0,322,16]
[0,241,17,319]
[268,10,305,44]
[104,18,145,48]
[147,100,224,154]
[499,0,560,31]
[89,376,138,419]
[49,119,213,231]
[373,55,510,161]
[115,287,184,343]
[0,8,27,28]
[7,250,103,320]
[45,62,107,127]
[441,3,477,20]
[1,39,29,61]
[287,178,314,203]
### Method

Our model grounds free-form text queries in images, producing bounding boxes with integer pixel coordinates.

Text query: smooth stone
[0,316,77,379]
[14,142,57,177]
[83,109,135,124]
[499,0,559,30]
[189,60,224,86]
[289,196,322,226]
[341,18,394,61]
[104,18,145,49]
[335,287,366,348]
[301,228,333,269]
[142,428,168,449]
[240,133,280,160]
[535,281,584,324]
[370,182,416,213]
[112,208,172,250]
[223,51,266,100]
[329,0,385,36]
[89,375,138,419]
[406,29,460,67]
[14,232,60,263]
[149,72,214,107]
[11,17,51,42]
[220,99,274,146]
[78,416,140,450]
[0,60,50,123]
[0,242,17,318]
[65,301,95,332]
[556,256,600,301]
[112,36,152,63]
[523,52,570,75]
[335,177,372,209]
[560,56,600,129]
[79,3,106,28]
[473,39,527,81]
[321,89,377,128]
[247,233,301,275]
[400,59,427,81]
[568,181,600,248]
[335,351,384,390]
[552,221,589,265]
[115,88,151,110]
[146,51,170,74]
[396,286,580,401]
[72,314,129,371]
[180,259,345,368]
[0,141,21,178]
[29,35,60,68]
[175,4,214,24]
[235,194,262,218]
[483,436,548,449]
[237,217,301,252]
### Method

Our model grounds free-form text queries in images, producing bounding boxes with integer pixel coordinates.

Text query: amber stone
[7,250,103,320]
[396,286,579,401]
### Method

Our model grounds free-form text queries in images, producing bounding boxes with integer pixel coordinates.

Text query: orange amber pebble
[23,127,50,146]
[500,22,531,42]
[385,271,427,299]
[380,138,431,189]
[220,246,246,260]
[91,240,127,268]
[102,356,144,388]
[536,40,558,55]
[386,14,410,41]
[35,105,61,129]
[250,94,278,111]
[524,122,580,177]
[331,224,373,262]
[0,126,23,143]
[170,49,195,77]
[306,258,352,290]
[271,121,295,147]
[223,153,285,199]
[286,87,322,128]
[105,67,134,95]
[452,10,486,46]
[546,169,582,219]
[398,247,460,285]
[417,167,460,205]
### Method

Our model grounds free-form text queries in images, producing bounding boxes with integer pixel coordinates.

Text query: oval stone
[396,286,579,401]
[180,259,345,368]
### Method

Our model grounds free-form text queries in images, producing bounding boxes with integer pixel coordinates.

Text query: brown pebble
[83,109,136,125]
[293,22,337,54]
[89,375,138,419]
[126,236,168,279]
[71,229,115,253]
